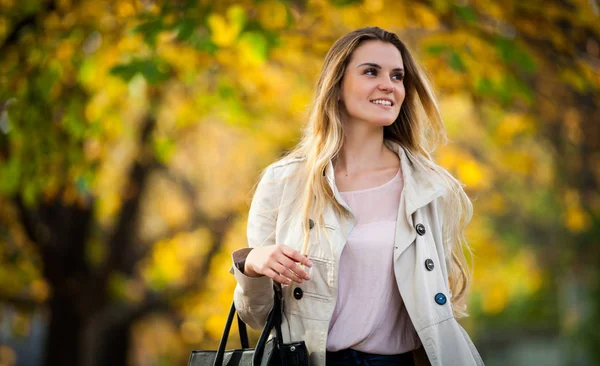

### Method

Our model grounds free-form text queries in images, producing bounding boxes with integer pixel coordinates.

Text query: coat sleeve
[230,164,281,330]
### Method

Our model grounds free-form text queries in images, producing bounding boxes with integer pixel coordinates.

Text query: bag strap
[238,313,249,349]
[252,285,284,365]
[273,287,287,365]
[213,302,252,365]
[213,285,284,366]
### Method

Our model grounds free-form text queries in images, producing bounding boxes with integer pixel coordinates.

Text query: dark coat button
[293,287,303,300]
[435,293,447,305]
[415,223,426,236]
[425,259,435,271]
[309,219,314,230]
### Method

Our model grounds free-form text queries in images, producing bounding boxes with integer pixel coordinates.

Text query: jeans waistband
[326,348,414,365]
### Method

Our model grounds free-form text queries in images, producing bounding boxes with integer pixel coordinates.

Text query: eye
[364,68,377,76]
[392,73,404,81]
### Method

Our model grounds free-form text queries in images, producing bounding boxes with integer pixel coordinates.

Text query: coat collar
[324,140,447,223]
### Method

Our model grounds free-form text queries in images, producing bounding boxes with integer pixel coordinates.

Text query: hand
[244,244,313,285]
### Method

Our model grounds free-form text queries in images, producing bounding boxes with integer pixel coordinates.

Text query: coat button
[415,223,426,236]
[309,219,314,230]
[293,287,303,300]
[425,259,435,271]
[434,293,447,305]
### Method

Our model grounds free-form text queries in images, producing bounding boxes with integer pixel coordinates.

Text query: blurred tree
[0,0,598,366]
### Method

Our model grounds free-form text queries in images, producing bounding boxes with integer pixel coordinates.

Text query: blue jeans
[325,348,415,366]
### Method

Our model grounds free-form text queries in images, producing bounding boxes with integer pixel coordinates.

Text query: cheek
[343,77,368,100]
[397,84,406,103]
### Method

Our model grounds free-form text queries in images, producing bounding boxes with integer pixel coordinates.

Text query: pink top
[326,167,422,354]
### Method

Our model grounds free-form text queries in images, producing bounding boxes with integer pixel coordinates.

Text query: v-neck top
[326,166,422,354]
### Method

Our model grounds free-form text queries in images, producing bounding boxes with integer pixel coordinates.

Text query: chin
[368,118,396,127]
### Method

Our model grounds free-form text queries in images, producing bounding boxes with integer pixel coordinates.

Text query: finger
[263,268,292,285]
[281,246,313,267]
[273,262,303,284]
[277,255,310,281]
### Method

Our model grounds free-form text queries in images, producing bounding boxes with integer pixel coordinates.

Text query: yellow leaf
[0,17,8,38]
[340,6,365,29]
[362,0,384,13]
[496,113,535,144]
[457,159,487,189]
[205,313,228,341]
[30,279,50,302]
[180,320,204,344]
[258,0,288,29]
[117,2,136,18]
[485,192,507,215]
[413,3,440,29]
[482,283,508,314]
[207,5,246,47]
[563,204,590,232]
[563,190,590,232]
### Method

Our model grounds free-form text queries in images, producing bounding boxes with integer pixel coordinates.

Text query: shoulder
[266,155,306,179]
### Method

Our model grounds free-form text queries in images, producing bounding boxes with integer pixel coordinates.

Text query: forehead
[349,40,404,67]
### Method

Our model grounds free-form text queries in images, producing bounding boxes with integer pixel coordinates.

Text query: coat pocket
[286,256,334,321]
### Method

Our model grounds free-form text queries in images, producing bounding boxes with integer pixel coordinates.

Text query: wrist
[243,261,262,277]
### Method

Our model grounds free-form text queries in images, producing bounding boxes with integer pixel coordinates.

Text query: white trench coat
[230,140,485,366]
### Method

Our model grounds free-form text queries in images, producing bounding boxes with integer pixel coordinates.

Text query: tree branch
[0,0,57,55]
[102,114,157,279]
[0,293,45,310]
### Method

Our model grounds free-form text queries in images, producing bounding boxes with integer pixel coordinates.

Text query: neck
[334,122,388,176]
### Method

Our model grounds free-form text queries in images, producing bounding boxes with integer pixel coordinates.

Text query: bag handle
[213,286,284,366]
[238,313,249,349]
[213,302,251,365]
[253,286,285,365]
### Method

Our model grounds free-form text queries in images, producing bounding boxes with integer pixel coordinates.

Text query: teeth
[371,100,392,106]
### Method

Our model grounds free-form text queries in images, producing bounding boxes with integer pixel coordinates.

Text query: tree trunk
[43,290,83,366]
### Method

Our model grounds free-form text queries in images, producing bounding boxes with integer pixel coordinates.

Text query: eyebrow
[357,62,404,72]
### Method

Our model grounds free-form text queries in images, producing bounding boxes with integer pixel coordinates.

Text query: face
[339,40,405,127]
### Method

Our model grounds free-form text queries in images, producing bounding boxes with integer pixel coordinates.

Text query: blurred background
[0,0,599,365]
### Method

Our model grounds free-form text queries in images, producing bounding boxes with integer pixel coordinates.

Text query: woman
[230,27,485,366]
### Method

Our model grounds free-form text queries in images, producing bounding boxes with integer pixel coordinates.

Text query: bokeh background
[1,0,599,365]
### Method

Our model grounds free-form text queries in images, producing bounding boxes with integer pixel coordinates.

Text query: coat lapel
[386,140,447,258]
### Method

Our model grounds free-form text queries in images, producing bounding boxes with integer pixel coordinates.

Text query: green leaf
[110,59,171,85]
[189,29,218,54]
[454,5,477,24]
[475,77,494,94]
[0,156,21,195]
[22,180,38,207]
[173,18,196,41]
[495,37,537,75]
[133,18,164,47]
[425,44,447,55]
[218,83,235,99]
[63,99,86,140]
[227,4,248,29]
[152,137,175,164]
[110,63,138,82]
[239,31,268,63]
[329,0,362,6]
[449,51,466,72]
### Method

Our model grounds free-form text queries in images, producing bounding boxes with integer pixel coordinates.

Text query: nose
[378,79,394,93]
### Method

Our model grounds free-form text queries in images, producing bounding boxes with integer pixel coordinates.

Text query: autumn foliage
[0,1,599,365]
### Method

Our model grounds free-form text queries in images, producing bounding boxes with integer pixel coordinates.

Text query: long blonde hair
[270,27,474,318]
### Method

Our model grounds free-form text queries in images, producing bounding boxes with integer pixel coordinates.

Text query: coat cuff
[229,248,273,290]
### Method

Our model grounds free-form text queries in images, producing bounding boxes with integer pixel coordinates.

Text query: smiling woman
[340,42,406,128]
[231,27,484,366]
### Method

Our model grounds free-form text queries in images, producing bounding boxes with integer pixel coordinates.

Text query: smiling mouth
[370,99,394,106]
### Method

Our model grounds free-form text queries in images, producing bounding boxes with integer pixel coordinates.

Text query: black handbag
[188,286,309,366]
